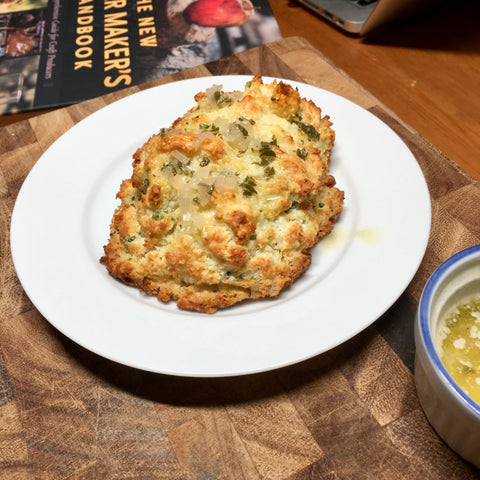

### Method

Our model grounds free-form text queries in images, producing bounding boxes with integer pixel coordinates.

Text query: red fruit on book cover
[184,0,254,27]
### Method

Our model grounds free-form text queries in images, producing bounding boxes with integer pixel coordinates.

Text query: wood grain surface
[1,37,480,479]
[270,0,480,182]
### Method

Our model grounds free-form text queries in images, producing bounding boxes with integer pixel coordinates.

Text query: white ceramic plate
[10,76,431,377]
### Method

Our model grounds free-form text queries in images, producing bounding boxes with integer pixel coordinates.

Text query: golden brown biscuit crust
[101,76,344,313]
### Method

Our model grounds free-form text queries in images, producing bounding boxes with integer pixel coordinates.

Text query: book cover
[0,0,281,114]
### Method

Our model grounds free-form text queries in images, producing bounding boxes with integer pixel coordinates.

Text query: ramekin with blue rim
[414,244,480,468]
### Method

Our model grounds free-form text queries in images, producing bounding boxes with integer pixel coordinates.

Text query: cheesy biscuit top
[101,75,344,313]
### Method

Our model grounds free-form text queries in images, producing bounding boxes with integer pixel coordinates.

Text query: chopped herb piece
[239,176,257,196]
[178,163,193,176]
[262,138,277,148]
[256,157,272,166]
[126,235,136,242]
[250,234,257,240]
[198,123,218,132]
[318,202,325,208]
[200,157,210,167]
[264,166,275,176]
[296,148,308,159]
[162,161,177,175]
[235,123,249,137]
[214,90,233,106]
[199,182,215,195]
[259,139,277,157]
[291,119,320,140]
[260,147,276,159]
[238,116,255,125]
[254,138,278,169]
[162,158,193,176]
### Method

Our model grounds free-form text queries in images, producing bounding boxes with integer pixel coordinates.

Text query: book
[0,0,282,114]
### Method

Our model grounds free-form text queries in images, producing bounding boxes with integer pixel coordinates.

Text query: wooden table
[270,0,480,182]
[1,37,480,479]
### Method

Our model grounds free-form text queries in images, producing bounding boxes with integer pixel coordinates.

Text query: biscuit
[101,75,344,313]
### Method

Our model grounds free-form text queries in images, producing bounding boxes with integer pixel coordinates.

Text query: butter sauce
[437,295,480,404]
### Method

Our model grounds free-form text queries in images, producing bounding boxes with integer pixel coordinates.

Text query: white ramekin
[414,244,480,469]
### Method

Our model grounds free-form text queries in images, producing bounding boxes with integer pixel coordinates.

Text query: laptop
[294,0,450,35]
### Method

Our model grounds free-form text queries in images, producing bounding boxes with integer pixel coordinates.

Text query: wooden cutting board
[1,37,479,479]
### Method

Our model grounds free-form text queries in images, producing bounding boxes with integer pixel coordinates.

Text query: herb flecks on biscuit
[101,75,344,313]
